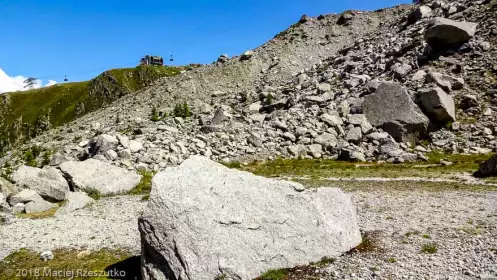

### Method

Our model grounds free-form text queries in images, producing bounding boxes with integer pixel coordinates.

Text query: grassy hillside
[0,65,182,153]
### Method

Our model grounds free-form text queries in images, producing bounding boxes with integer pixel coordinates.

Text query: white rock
[129,140,144,153]
[56,192,95,215]
[12,166,70,202]
[139,156,361,280]
[59,159,142,195]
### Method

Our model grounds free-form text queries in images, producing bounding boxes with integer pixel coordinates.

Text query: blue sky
[0,0,408,89]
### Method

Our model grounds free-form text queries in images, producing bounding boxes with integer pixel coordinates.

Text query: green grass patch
[258,268,290,280]
[0,248,135,280]
[421,242,438,254]
[15,202,64,220]
[237,153,492,181]
[85,188,102,201]
[460,227,483,235]
[128,170,155,196]
[296,179,497,192]
[0,65,184,153]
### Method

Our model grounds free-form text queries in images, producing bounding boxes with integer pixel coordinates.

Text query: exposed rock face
[363,82,429,142]
[12,165,70,202]
[425,17,477,49]
[59,159,142,195]
[418,87,456,124]
[139,156,361,280]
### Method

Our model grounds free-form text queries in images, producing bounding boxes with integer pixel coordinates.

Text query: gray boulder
[12,203,25,214]
[12,165,70,202]
[407,5,432,24]
[476,155,497,178]
[0,177,18,197]
[9,189,42,206]
[25,199,58,214]
[48,153,73,166]
[427,72,464,92]
[88,134,119,157]
[139,156,361,280]
[240,50,254,61]
[345,127,362,144]
[56,192,94,215]
[363,82,429,142]
[418,87,456,123]
[425,17,477,49]
[287,145,306,157]
[339,148,366,162]
[59,159,142,195]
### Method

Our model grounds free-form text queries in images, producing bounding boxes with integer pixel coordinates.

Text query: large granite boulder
[425,17,477,49]
[12,165,70,202]
[418,87,456,124]
[59,159,142,195]
[363,82,429,142]
[139,156,361,280]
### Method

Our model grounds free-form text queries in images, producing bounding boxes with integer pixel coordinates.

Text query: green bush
[173,103,192,118]
[150,107,160,122]
[22,146,43,167]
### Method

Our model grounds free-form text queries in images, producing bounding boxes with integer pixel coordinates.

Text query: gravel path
[0,196,146,259]
[1,189,496,279]
[321,190,497,280]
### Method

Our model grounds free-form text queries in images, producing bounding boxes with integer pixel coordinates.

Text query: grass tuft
[0,248,134,280]
[421,242,438,254]
[128,170,155,196]
[85,188,102,200]
[259,268,289,280]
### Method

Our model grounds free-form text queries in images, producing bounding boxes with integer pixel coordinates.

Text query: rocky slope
[1,0,496,173]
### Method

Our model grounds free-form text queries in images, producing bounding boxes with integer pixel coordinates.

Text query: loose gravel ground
[0,196,146,260]
[1,187,496,279]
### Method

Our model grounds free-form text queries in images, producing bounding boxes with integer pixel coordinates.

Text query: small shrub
[150,107,160,122]
[173,103,192,118]
[387,257,397,263]
[22,145,43,167]
[266,94,274,105]
[86,188,102,200]
[422,234,431,239]
[41,149,53,167]
[421,242,438,254]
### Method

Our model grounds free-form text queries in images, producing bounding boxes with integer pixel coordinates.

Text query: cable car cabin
[140,55,164,66]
